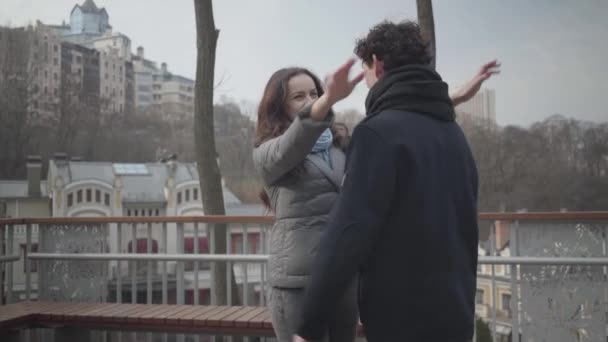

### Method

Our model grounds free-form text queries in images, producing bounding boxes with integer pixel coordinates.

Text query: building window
[95,189,101,203]
[177,192,182,205]
[193,188,198,201]
[127,209,131,216]
[104,193,110,206]
[185,189,190,202]
[77,189,83,203]
[76,56,82,64]
[44,70,48,78]
[155,209,159,216]
[476,289,484,305]
[86,189,92,202]
[53,44,58,53]
[53,57,58,66]
[148,209,153,216]
[53,72,57,80]
[54,88,58,96]
[134,209,139,217]
[501,294,511,312]
[67,193,73,207]
[44,86,48,95]
[184,237,210,271]
[21,243,39,273]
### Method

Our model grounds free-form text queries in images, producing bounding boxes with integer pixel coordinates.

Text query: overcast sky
[2,0,607,126]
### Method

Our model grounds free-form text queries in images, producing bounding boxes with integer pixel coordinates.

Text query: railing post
[147,222,153,305]
[243,223,249,306]
[194,222,200,305]
[226,224,232,306]
[508,220,519,342]
[176,222,184,305]
[162,222,168,305]
[6,224,14,303]
[116,223,122,304]
[0,223,4,304]
[131,223,137,304]
[162,221,168,342]
[209,224,216,305]
[489,221,497,342]
[25,223,32,301]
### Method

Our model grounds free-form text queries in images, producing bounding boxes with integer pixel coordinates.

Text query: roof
[48,160,240,205]
[0,180,48,199]
[72,0,106,14]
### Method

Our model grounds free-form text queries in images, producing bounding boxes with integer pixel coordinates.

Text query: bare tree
[416,0,436,69]
[193,0,241,307]
[0,26,40,178]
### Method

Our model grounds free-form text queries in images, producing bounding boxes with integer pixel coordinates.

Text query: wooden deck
[1,302,367,338]
[0,302,276,336]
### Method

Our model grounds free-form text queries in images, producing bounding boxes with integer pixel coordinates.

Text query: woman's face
[285,73,319,120]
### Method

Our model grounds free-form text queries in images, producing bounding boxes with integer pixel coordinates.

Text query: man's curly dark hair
[354,20,432,70]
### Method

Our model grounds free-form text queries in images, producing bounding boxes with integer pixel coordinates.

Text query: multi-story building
[29,23,63,118]
[60,41,100,111]
[151,63,195,120]
[132,46,157,109]
[61,0,111,46]
[456,88,496,127]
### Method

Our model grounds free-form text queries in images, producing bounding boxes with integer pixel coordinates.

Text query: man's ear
[372,54,384,79]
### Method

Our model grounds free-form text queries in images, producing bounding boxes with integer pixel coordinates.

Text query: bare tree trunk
[417,0,436,69]
[193,0,241,308]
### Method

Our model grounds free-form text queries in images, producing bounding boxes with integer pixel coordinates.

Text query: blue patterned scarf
[311,128,333,169]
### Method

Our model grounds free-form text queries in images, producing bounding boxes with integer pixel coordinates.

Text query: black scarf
[364,64,455,121]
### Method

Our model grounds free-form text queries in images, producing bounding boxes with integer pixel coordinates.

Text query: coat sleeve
[252,106,334,185]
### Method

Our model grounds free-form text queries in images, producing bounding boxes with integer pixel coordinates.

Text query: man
[295,20,485,341]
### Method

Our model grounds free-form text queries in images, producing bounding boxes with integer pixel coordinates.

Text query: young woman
[253,59,499,341]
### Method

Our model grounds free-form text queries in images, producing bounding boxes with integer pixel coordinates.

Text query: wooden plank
[155,305,195,323]
[137,305,176,325]
[97,303,140,322]
[261,309,273,329]
[48,302,93,321]
[175,305,217,326]
[220,306,257,327]
[123,305,154,322]
[191,306,231,326]
[111,304,147,322]
[126,304,170,323]
[71,303,122,322]
[234,307,267,328]
[247,308,271,329]
[206,306,244,327]
[37,302,79,320]
[165,306,202,325]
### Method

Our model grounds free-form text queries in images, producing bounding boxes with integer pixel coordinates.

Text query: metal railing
[2,212,608,342]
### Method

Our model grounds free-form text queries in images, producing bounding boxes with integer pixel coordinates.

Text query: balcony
[1,212,608,341]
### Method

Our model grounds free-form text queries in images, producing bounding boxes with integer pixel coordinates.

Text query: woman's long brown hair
[255,67,326,210]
